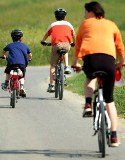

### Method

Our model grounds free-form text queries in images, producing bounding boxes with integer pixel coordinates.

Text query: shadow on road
[0,105,11,108]
[0,149,104,158]
[25,96,58,101]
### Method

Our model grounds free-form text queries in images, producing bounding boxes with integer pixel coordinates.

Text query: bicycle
[92,71,111,158]
[41,41,71,100]
[9,67,23,108]
[54,48,67,100]
[0,57,23,108]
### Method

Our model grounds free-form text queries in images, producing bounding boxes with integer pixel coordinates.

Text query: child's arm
[2,50,7,59]
[41,32,49,42]
[28,53,32,61]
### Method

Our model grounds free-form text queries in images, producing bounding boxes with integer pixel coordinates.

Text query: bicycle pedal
[17,96,20,99]
[92,131,98,136]
[21,94,26,98]
[64,83,67,86]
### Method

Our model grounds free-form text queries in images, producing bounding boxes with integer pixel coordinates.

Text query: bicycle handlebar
[40,41,51,46]
[0,56,6,59]
[41,41,75,47]
[71,65,82,72]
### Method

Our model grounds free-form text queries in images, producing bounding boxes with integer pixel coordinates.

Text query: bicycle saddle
[93,71,107,78]
[57,49,67,55]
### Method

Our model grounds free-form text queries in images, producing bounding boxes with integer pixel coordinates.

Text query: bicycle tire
[93,94,98,124]
[55,66,59,98]
[105,117,111,147]
[11,89,16,108]
[59,62,64,100]
[98,102,106,157]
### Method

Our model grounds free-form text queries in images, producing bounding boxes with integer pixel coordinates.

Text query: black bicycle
[54,48,67,100]
[92,71,111,158]
[41,41,70,100]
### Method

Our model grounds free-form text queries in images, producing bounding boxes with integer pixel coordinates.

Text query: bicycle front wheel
[10,89,16,108]
[98,102,106,158]
[58,63,64,100]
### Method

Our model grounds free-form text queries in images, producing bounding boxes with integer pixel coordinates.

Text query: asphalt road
[0,66,125,160]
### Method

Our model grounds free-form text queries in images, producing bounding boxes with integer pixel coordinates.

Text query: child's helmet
[11,29,23,38]
[54,8,67,20]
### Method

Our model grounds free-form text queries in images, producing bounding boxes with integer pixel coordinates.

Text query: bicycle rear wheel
[55,67,59,98]
[58,63,64,100]
[98,102,106,157]
[10,89,16,108]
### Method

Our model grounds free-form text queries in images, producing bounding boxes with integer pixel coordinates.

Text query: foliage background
[0,0,125,66]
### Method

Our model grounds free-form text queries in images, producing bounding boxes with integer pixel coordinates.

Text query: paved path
[0,66,124,160]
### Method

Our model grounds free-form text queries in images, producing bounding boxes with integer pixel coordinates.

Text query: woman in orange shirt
[72,1,125,147]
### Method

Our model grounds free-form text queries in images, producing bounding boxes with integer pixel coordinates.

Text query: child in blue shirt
[1,29,32,97]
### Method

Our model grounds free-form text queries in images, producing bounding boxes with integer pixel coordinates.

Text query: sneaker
[64,66,71,74]
[110,137,120,147]
[47,84,55,93]
[82,103,92,117]
[1,82,9,91]
[20,89,26,97]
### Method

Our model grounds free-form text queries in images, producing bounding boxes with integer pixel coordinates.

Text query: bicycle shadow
[0,105,11,108]
[24,96,58,101]
[0,96,11,108]
[0,149,104,159]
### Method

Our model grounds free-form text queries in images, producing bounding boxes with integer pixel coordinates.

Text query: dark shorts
[5,64,26,78]
[83,53,115,103]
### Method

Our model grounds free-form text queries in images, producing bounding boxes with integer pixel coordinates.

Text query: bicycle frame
[54,50,66,100]
[93,83,111,132]
[93,71,111,157]
[9,68,22,108]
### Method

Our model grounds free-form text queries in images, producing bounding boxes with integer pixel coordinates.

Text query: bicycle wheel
[58,62,64,100]
[98,102,106,157]
[55,66,59,98]
[93,94,98,124]
[105,117,111,147]
[10,89,16,108]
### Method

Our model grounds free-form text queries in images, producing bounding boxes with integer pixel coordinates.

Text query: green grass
[66,70,125,118]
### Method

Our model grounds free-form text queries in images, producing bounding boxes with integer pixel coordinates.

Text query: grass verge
[66,72,125,118]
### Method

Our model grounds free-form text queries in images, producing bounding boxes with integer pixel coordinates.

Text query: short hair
[85,1,105,19]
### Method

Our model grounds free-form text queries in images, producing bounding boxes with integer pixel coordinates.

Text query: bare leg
[6,74,10,81]
[64,53,68,67]
[84,78,97,97]
[83,78,97,117]
[50,65,55,85]
[20,78,25,89]
[106,102,118,131]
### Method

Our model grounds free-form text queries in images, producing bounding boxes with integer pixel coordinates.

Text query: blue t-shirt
[3,41,31,66]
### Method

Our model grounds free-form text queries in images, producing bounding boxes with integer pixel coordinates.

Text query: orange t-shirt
[75,18,125,59]
[47,20,75,45]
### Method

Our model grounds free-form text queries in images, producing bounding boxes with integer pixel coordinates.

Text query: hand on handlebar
[0,56,6,59]
[40,41,51,46]
[71,65,82,73]
[115,62,124,70]
[70,42,75,47]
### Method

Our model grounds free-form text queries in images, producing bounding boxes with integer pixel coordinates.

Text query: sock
[20,84,24,89]
[86,97,92,105]
[111,131,117,138]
